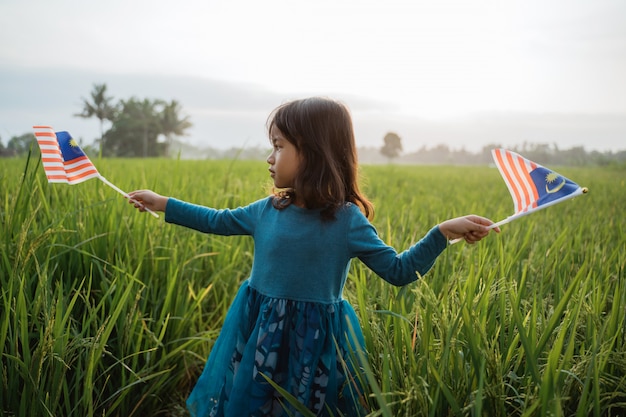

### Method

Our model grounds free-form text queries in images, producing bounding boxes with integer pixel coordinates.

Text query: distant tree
[0,136,17,157]
[102,98,162,157]
[561,146,587,166]
[75,83,117,156]
[74,84,193,158]
[7,133,38,157]
[380,132,403,162]
[159,100,192,157]
[427,144,451,164]
[480,144,502,164]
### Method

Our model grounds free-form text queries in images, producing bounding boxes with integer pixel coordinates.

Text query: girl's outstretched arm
[438,215,500,244]
[127,190,169,213]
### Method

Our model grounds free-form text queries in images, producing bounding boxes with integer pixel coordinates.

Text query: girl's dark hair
[267,97,374,221]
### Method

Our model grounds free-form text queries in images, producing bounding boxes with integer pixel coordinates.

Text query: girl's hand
[438,215,500,244]
[127,190,169,213]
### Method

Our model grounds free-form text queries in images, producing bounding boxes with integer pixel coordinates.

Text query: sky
[1,0,625,153]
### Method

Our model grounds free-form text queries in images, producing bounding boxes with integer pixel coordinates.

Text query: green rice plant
[345,164,626,416]
[1,156,624,416]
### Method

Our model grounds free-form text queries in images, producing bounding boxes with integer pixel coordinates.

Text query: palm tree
[75,83,117,157]
[107,97,160,157]
[159,100,192,157]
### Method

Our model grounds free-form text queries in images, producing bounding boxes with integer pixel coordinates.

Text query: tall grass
[1,156,624,416]
[349,164,626,417]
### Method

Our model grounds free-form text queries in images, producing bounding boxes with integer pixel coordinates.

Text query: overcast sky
[1,0,625,153]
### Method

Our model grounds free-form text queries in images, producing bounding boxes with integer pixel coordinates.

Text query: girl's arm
[128,189,264,236]
[351,210,499,286]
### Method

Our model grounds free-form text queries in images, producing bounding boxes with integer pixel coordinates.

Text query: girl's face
[267,126,301,190]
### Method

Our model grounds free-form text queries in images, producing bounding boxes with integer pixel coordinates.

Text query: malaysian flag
[32,125,160,218]
[448,148,587,244]
[491,148,586,217]
[33,126,100,184]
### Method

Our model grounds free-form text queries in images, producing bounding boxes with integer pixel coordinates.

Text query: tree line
[371,139,626,166]
[0,83,192,158]
[1,84,624,166]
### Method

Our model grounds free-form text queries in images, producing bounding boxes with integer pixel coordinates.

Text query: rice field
[1,154,625,416]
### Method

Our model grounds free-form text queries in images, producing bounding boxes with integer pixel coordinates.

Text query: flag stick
[448,186,588,245]
[98,175,159,218]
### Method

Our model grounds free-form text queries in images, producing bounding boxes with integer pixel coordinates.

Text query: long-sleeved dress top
[165,196,448,303]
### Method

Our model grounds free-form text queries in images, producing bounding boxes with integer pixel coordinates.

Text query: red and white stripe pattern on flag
[33,126,100,184]
[491,148,539,214]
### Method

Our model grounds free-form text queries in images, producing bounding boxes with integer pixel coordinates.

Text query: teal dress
[164,197,448,417]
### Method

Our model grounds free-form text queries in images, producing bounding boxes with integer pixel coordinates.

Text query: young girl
[128,97,499,417]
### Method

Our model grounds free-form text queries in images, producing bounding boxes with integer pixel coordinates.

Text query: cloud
[1,67,624,153]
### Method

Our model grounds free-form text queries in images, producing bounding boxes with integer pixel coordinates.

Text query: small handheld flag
[491,148,587,218]
[450,148,587,244]
[35,128,100,184]
[33,126,159,218]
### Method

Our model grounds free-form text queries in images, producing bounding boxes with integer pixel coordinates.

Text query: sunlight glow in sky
[1,0,625,151]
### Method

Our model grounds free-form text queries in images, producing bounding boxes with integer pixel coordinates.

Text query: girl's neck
[273,188,306,208]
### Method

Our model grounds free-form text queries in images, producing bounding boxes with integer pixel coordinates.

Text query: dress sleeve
[348,208,448,286]
[164,197,265,236]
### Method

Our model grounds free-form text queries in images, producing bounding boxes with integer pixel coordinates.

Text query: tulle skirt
[186,280,367,417]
